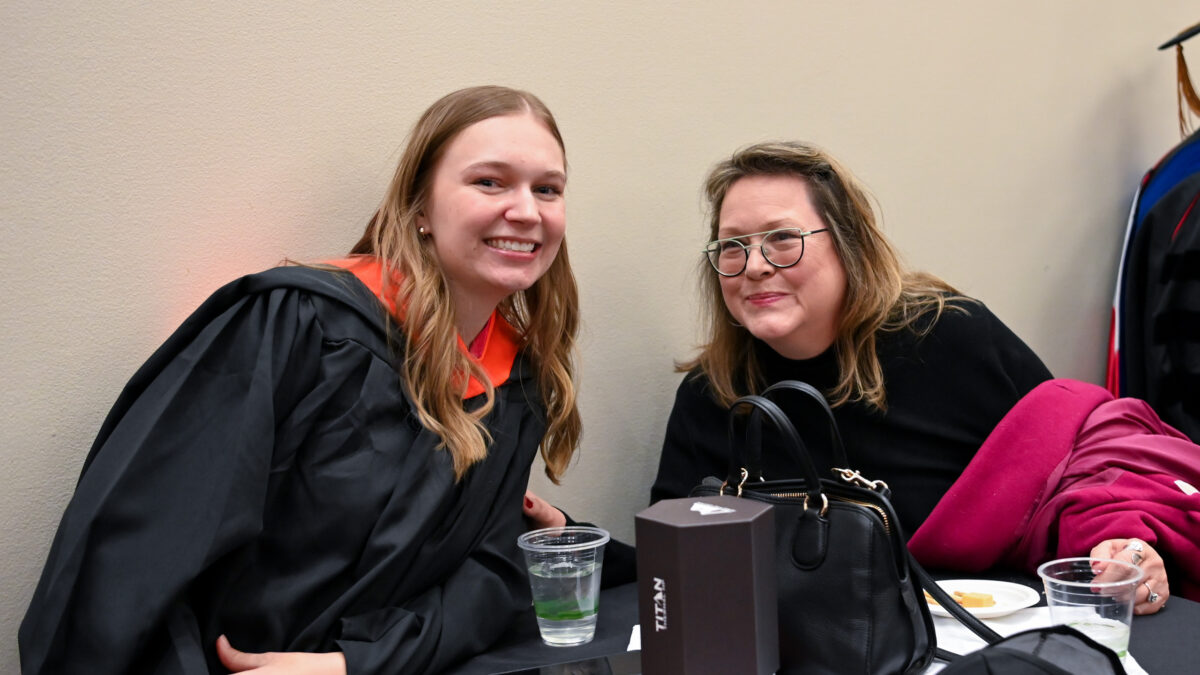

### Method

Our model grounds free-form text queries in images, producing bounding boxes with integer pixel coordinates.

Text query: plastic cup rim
[1036,556,1145,589]
[518,525,610,553]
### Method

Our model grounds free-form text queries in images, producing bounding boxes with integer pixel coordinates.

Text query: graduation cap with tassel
[1160,20,1200,137]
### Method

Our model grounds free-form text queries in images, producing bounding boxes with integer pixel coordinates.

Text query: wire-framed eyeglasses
[704,228,829,277]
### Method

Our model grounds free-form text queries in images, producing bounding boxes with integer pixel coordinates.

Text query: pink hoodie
[908,379,1200,601]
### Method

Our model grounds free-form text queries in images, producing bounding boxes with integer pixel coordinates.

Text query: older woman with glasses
[654,139,1037,529]
[652,140,1179,614]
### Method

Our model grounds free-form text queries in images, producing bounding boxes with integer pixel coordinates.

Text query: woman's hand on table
[523,490,566,529]
[1090,538,1169,615]
[217,635,347,674]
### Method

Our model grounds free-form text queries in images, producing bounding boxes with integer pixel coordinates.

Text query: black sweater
[651,299,1053,539]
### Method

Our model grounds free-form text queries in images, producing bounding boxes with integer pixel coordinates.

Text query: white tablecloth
[628,610,1148,674]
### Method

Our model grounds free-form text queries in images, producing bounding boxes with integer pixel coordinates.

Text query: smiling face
[717,174,847,359]
[419,112,566,328]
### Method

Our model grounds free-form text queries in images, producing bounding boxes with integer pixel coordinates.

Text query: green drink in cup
[518,526,609,646]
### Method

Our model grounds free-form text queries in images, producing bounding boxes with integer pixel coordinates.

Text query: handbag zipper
[837,497,891,535]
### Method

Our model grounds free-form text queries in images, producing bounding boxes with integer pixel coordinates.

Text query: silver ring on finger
[1131,551,1144,565]
[1124,540,1145,553]
[1145,581,1160,604]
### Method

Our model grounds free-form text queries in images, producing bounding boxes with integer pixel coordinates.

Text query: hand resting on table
[1090,538,1169,615]
[523,490,567,530]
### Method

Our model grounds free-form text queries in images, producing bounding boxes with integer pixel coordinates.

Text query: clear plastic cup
[517,526,609,647]
[1037,557,1143,658]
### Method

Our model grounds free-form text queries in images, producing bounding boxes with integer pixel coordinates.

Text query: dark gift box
[635,495,778,675]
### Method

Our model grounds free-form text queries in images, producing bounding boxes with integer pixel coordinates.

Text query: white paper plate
[926,579,1041,619]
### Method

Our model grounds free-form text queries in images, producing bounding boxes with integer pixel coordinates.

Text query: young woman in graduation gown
[653,140,1173,616]
[19,86,581,675]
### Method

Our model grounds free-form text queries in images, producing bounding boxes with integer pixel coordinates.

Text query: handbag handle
[760,380,851,469]
[732,380,853,484]
[725,394,826,507]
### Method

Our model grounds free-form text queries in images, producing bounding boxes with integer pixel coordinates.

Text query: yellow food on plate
[953,591,996,608]
[923,589,996,608]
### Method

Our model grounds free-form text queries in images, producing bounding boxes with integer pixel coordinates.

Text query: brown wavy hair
[679,140,966,411]
[350,85,581,482]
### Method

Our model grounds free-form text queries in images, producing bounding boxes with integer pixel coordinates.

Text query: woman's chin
[478,269,545,298]
[739,319,795,344]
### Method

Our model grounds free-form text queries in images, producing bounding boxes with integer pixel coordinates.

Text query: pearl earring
[418,226,427,235]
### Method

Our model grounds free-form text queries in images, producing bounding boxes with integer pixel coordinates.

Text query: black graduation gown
[19,266,545,674]
[1123,171,1200,443]
[652,300,1052,538]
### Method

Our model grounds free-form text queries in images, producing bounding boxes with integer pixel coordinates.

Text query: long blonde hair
[681,141,964,411]
[351,85,581,482]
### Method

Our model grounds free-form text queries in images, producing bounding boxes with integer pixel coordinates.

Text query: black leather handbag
[690,381,1000,674]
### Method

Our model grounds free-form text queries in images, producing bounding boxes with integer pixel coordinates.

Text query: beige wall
[3,1,1196,668]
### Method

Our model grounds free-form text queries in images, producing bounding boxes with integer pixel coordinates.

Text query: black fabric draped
[652,299,1052,538]
[1124,171,1200,443]
[20,266,545,674]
